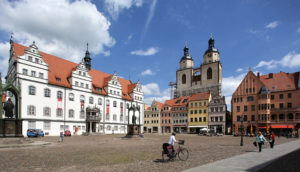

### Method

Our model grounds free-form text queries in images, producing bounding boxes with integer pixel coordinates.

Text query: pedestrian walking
[256,132,266,152]
[269,131,276,148]
[59,132,63,142]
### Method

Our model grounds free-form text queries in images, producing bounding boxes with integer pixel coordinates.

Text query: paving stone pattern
[0,134,297,172]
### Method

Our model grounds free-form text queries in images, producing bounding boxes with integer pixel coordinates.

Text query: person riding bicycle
[168,132,177,156]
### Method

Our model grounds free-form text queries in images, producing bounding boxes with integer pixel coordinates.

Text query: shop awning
[188,126,208,128]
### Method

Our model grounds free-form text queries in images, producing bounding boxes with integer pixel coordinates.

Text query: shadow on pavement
[246,149,300,172]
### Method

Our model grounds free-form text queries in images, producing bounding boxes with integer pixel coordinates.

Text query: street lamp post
[240,118,244,146]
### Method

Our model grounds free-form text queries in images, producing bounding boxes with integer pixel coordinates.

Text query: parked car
[64,130,71,136]
[27,129,44,137]
[36,129,44,137]
[27,129,38,137]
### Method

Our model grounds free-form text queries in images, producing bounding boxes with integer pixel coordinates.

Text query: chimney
[257,72,260,78]
[269,73,273,78]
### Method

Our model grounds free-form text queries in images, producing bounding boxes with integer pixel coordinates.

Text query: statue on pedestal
[4,98,14,118]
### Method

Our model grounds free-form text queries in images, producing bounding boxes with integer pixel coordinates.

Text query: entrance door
[92,122,96,132]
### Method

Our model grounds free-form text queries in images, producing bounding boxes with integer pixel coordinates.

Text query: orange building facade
[231,70,300,136]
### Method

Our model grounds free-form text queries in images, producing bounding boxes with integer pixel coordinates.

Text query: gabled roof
[154,101,164,110]
[259,72,299,92]
[189,92,211,101]
[13,42,137,101]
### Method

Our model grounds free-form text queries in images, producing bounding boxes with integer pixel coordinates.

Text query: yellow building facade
[188,92,211,133]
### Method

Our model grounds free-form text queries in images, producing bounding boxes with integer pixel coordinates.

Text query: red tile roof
[259,72,299,92]
[189,92,211,101]
[154,101,164,110]
[13,42,136,101]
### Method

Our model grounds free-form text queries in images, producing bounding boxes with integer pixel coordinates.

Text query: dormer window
[83,72,86,76]
[95,87,102,92]
[28,56,33,62]
[81,83,84,87]
[56,78,61,82]
[86,84,89,89]
[35,58,39,63]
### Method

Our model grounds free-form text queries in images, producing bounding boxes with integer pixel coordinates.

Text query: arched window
[80,95,85,102]
[89,97,94,104]
[182,74,186,84]
[69,93,74,101]
[44,88,50,97]
[57,91,63,99]
[207,68,212,80]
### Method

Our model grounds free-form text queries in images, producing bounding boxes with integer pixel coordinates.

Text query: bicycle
[162,140,189,161]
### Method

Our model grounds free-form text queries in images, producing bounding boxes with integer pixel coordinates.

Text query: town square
[0,0,300,171]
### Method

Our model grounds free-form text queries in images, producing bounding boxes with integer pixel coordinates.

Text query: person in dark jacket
[269,131,276,148]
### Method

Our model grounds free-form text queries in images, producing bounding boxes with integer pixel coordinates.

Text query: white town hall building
[4,37,144,136]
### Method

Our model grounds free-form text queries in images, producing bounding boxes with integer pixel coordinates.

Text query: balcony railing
[86,115,101,122]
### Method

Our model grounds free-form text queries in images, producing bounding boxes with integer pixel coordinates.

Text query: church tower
[175,44,194,97]
[200,34,222,97]
[83,43,91,70]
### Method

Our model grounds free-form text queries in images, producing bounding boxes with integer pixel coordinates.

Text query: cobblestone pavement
[0,134,297,172]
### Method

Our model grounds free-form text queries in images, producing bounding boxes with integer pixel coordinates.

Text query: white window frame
[29,86,36,95]
[44,121,51,130]
[69,109,74,118]
[44,88,50,97]
[43,107,51,116]
[56,108,63,117]
[28,105,36,116]
[69,93,74,101]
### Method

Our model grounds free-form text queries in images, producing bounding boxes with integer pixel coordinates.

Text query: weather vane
[185,41,188,47]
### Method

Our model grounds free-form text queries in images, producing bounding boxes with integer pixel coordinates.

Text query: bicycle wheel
[178,148,189,161]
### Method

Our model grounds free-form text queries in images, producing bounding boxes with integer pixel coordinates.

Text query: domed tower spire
[84,43,91,70]
[203,33,220,64]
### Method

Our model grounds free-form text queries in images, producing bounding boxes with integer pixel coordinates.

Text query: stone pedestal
[127,125,140,136]
[0,119,23,137]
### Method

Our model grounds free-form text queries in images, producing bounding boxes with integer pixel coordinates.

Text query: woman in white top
[168,132,177,155]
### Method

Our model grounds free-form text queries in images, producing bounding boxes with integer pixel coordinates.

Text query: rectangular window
[57,91,63,99]
[244,106,248,112]
[35,58,39,63]
[190,110,193,114]
[211,108,214,112]
[113,114,117,121]
[237,106,240,112]
[191,103,193,107]
[86,84,89,89]
[75,81,78,86]
[113,101,117,107]
[98,98,102,105]
[44,122,51,130]
[204,102,207,106]
[81,83,84,87]
[29,86,36,95]
[204,110,207,113]
[69,109,74,118]
[199,117,202,122]
[288,93,292,98]
[271,95,274,100]
[288,103,292,108]
[60,125,64,131]
[28,121,36,129]
[44,89,50,97]
[253,88,255,93]
[31,71,36,77]
[195,118,198,122]
[190,118,193,122]
[43,107,51,116]
[39,72,44,79]
[28,105,36,115]
[215,117,218,122]
[271,104,275,109]
[280,94,284,99]
[240,97,243,102]
[194,110,197,114]
[280,103,284,109]
[215,107,218,112]
[220,116,223,122]
[80,111,85,119]
[237,116,240,121]
[251,115,255,121]
[251,105,255,111]
[246,88,248,93]
[203,117,206,122]
[220,107,223,112]
[244,115,247,121]
[23,69,28,75]
[56,109,63,117]
[28,56,33,62]
[234,98,236,102]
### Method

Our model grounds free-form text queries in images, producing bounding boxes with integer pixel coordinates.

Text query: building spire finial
[249,67,252,71]
[210,33,213,39]
[87,42,89,51]
[185,41,188,47]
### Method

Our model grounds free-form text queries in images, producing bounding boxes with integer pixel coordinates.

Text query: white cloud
[141,0,157,40]
[104,0,144,20]
[254,51,300,69]
[297,27,300,33]
[236,68,244,72]
[124,34,133,44]
[0,42,10,77]
[141,69,154,76]
[223,73,246,109]
[142,83,170,105]
[0,0,115,64]
[142,83,160,95]
[265,21,279,29]
[130,47,159,56]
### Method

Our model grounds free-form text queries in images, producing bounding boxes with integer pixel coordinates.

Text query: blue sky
[0,0,300,108]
